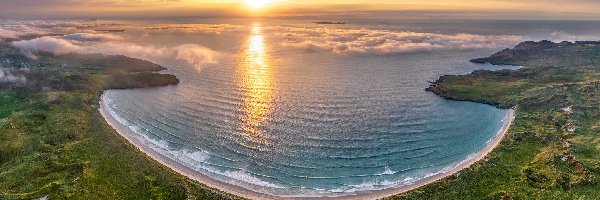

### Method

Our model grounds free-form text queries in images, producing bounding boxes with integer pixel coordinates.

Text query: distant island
[312,21,346,25]
[94,29,126,33]
[391,40,600,199]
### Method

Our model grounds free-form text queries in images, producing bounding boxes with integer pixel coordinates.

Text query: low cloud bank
[0,26,47,39]
[0,19,129,42]
[174,44,218,69]
[12,37,82,57]
[89,42,218,70]
[2,19,125,33]
[274,26,523,54]
[10,33,218,70]
[0,68,26,83]
[3,20,524,56]
[0,28,20,39]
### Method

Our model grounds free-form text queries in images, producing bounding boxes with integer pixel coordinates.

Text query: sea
[94,19,600,197]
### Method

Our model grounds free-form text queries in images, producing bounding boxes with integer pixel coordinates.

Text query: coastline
[358,108,516,200]
[99,93,278,200]
[99,92,516,200]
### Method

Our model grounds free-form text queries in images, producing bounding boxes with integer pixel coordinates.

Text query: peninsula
[0,41,236,199]
[392,40,600,199]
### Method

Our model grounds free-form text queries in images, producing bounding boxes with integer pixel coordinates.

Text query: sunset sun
[244,0,270,9]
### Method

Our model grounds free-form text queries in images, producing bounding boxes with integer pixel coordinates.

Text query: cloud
[86,42,219,70]
[174,44,218,69]
[0,19,128,36]
[0,24,47,39]
[10,35,219,70]
[0,68,26,83]
[0,28,20,39]
[11,37,82,59]
[274,26,523,54]
[5,19,526,68]
[89,42,170,59]
[90,43,219,70]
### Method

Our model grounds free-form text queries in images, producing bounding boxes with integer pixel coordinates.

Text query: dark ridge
[469,40,600,68]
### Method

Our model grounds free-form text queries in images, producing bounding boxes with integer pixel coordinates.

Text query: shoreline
[99,93,516,200]
[99,93,278,200]
[354,108,516,199]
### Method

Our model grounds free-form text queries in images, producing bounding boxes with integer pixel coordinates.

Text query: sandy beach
[99,93,516,200]
[99,94,279,200]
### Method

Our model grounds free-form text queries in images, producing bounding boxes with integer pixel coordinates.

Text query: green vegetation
[391,41,600,199]
[6,36,600,200]
[0,43,236,200]
[102,72,179,89]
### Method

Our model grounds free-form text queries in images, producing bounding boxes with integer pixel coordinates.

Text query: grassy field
[391,41,600,199]
[0,44,238,200]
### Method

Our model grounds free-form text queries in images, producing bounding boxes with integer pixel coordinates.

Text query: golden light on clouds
[0,0,599,19]
[244,0,272,9]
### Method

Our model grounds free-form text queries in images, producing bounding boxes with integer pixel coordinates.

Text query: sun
[244,0,271,9]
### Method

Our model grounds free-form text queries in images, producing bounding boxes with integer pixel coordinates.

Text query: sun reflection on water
[239,24,273,150]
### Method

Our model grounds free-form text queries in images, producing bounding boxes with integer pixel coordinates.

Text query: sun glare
[244,0,270,9]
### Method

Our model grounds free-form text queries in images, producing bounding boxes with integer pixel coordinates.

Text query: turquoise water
[98,19,581,197]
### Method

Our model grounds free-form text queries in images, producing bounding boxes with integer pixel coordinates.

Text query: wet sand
[99,93,516,200]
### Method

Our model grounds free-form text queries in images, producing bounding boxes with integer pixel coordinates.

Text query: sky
[1,0,600,19]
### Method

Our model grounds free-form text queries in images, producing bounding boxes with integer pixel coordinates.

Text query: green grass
[0,90,237,199]
[0,44,237,200]
[0,91,23,119]
[101,73,180,89]
[391,41,600,199]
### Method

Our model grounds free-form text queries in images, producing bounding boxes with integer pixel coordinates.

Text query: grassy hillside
[0,43,237,200]
[391,41,600,199]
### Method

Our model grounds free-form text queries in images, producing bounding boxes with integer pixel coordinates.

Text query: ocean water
[98,19,600,197]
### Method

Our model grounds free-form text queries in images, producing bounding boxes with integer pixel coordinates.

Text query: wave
[381,166,397,175]
[103,91,509,198]
[315,154,479,196]
[105,97,211,166]
[104,94,288,190]
[219,170,286,189]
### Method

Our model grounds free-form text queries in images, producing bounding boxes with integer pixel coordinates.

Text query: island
[391,40,600,199]
[312,21,346,25]
[94,30,127,33]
